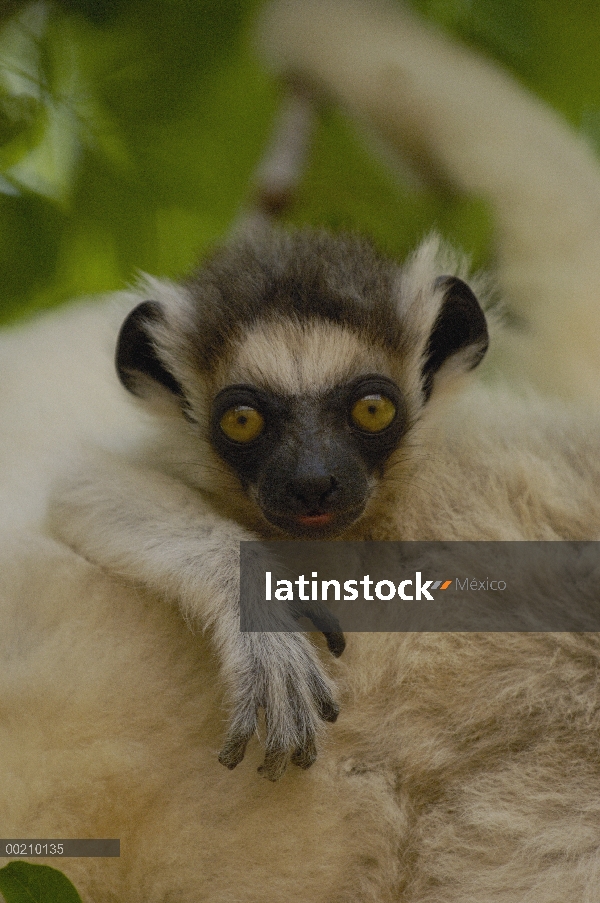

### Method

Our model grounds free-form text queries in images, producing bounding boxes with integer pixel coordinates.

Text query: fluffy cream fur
[3,2,600,901]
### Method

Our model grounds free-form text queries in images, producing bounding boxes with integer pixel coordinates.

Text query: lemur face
[115,230,488,537]
[209,319,409,536]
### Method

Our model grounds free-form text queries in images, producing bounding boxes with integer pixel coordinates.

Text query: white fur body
[3,285,600,902]
[3,2,600,901]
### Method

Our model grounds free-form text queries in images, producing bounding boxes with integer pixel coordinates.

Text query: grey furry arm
[51,457,242,627]
[49,456,340,780]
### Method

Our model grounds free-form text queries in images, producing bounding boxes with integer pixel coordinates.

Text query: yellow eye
[220,406,265,443]
[351,394,396,433]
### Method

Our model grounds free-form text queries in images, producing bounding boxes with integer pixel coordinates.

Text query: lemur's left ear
[422,276,488,400]
[116,301,184,401]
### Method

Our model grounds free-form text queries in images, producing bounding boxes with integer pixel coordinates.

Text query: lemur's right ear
[116,301,184,400]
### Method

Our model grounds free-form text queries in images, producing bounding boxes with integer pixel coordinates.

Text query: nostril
[288,475,337,511]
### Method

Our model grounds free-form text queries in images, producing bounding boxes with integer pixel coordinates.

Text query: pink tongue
[297,514,332,526]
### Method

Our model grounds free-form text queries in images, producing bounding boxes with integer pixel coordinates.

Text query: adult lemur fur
[3,1,600,900]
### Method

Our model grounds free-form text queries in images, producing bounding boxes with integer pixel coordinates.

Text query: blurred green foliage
[1,0,599,323]
[0,859,82,902]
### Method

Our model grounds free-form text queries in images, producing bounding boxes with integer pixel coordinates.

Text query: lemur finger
[290,736,317,769]
[258,746,291,781]
[316,696,340,723]
[306,672,340,722]
[218,731,253,770]
[323,630,346,657]
[291,599,344,644]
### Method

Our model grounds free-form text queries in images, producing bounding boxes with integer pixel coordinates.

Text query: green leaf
[0,861,83,903]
